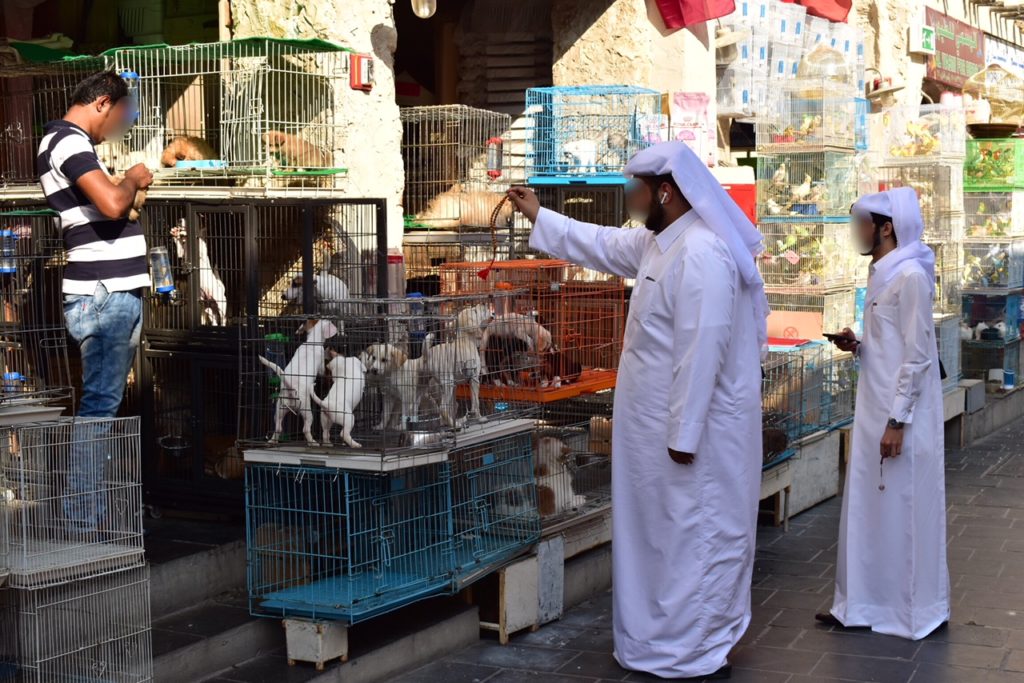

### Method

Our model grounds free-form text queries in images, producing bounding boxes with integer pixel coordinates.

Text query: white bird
[791,174,812,202]
[772,163,788,188]
[765,199,788,216]
[960,322,973,341]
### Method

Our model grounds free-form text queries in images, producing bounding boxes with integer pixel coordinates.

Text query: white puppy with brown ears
[360,343,433,431]
[309,351,366,448]
[423,304,494,428]
[258,319,339,446]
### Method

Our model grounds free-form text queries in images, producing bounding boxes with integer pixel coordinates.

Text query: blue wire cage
[525,86,663,183]
[450,429,540,580]
[821,353,857,429]
[246,462,454,624]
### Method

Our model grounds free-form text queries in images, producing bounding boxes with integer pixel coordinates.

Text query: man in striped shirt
[37,71,153,533]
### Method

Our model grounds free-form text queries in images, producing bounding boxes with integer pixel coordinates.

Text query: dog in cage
[480,314,554,386]
[414,183,515,231]
[263,131,329,169]
[360,343,435,432]
[258,319,339,447]
[281,272,350,320]
[534,434,587,517]
[170,221,228,326]
[160,136,217,168]
[308,352,366,448]
[422,304,493,428]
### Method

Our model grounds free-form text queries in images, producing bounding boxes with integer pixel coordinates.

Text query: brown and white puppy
[109,174,147,221]
[160,135,217,168]
[422,304,493,428]
[534,434,586,517]
[263,131,329,169]
[360,342,432,431]
[258,319,339,447]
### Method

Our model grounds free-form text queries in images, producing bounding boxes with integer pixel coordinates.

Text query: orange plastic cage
[439,259,625,402]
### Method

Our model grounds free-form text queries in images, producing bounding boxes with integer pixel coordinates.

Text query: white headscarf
[624,141,770,350]
[852,187,935,307]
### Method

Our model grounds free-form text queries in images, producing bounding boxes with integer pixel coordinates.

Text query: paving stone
[926,624,1010,648]
[393,661,501,683]
[728,645,823,675]
[557,652,627,680]
[915,641,1008,669]
[810,652,917,682]
[450,643,580,672]
[791,629,922,660]
[761,589,832,611]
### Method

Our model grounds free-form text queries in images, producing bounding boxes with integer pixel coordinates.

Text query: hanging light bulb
[411,0,437,19]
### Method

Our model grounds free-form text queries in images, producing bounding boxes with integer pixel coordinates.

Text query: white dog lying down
[309,352,366,448]
[423,304,494,428]
[258,319,339,447]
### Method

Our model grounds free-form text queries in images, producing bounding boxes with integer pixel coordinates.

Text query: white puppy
[170,223,228,326]
[258,319,339,446]
[423,304,493,428]
[562,139,598,174]
[360,343,433,431]
[309,353,366,448]
[282,272,350,319]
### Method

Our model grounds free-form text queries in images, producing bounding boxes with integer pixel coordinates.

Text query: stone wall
[229,0,405,248]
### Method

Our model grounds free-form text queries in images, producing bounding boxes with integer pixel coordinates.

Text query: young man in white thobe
[823,187,950,639]
[507,142,768,680]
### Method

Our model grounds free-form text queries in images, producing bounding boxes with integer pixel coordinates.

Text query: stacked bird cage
[762,351,802,468]
[965,192,1024,239]
[756,61,862,344]
[766,340,829,437]
[524,85,664,184]
[0,418,152,681]
[99,38,352,188]
[0,52,105,189]
[930,241,964,317]
[935,314,963,394]
[438,259,625,403]
[244,419,538,623]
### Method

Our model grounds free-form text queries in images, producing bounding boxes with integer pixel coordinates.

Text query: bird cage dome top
[795,44,854,98]
[963,64,1024,126]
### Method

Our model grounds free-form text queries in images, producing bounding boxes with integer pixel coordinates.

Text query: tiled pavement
[395,419,1024,682]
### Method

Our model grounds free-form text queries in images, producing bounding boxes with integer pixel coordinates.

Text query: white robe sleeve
[529,207,648,279]
[666,238,737,454]
[890,270,934,424]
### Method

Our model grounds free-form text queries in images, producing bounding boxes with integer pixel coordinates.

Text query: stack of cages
[0,418,152,682]
[756,56,861,350]
[762,351,802,468]
[716,0,772,121]
[400,105,520,293]
[128,198,386,515]
[99,38,353,190]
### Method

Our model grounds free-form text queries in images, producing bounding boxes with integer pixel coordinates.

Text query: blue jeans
[62,283,142,531]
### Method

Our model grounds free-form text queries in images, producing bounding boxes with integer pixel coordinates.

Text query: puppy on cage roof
[422,303,493,428]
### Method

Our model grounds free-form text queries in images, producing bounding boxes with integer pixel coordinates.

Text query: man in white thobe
[824,188,949,639]
[507,142,768,680]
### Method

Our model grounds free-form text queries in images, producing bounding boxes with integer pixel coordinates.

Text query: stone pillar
[229,0,405,249]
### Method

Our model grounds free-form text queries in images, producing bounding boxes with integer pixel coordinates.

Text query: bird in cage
[790,174,813,203]
[263,130,329,169]
[771,162,788,189]
[160,136,217,168]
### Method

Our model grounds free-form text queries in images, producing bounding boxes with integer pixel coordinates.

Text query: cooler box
[711,166,756,226]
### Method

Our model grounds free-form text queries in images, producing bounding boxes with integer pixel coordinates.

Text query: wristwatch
[887,418,904,430]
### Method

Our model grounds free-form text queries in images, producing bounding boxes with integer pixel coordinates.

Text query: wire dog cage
[766,340,828,438]
[401,105,515,232]
[246,461,454,624]
[0,564,153,683]
[0,209,73,412]
[0,52,105,188]
[439,259,625,402]
[403,231,511,296]
[0,417,144,589]
[533,392,614,525]
[139,198,386,345]
[524,86,664,183]
[238,293,537,457]
[758,220,857,291]
[100,38,350,186]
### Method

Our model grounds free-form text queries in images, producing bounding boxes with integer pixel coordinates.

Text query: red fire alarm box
[349,53,374,91]
[710,166,756,226]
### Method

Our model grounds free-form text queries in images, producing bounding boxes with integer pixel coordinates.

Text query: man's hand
[880,426,904,459]
[507,186,541,223]
[832,327,859,353]
[669,449,694,465]
[125,163,154,190]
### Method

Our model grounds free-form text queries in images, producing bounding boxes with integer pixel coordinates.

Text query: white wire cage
[762,352,801,467]
[0,564,153,682]
[758,220,857,291]
[965,192,1024,239]
[403,232,511,295]
[963,239,1024,291]
[767,288,856,341]
[876,161,965,219]
[935,314,962,394]
[100,38,350,186]
[961,291,1021,344]
[929,241,964,316]
[1,417,144,589]
[756,85,858,152]
[756,151,860,219]
[401,105,515,232]
[882,103,966,160]
[0,53,105,188]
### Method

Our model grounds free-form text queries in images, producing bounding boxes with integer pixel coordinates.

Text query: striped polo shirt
[37,120,149,295]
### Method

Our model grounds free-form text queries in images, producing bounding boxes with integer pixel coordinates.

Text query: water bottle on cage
[0,228,17,275]
[120,70,141,128]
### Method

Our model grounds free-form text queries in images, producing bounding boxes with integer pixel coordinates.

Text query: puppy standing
[361,343,432,431]
[170,221,228,326]
[309,353,366,448]
[258,319,339,446]
[282,273,350,320]
[423,304,493,428]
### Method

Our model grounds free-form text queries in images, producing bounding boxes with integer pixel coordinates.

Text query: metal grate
[525,86,663,181]
[756,151,860,219]
[440,259,625,402]
[0,564,153,682]
[245,461,454,624]
[0,209,73,409]
[401,105,514,231]
[1,417,144,588]
[101,39,349,186]
[238,295,536,454]
[449,428,540,579]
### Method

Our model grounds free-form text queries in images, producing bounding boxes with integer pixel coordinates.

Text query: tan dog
[160,136,217,168]
[109,174,147,222]
[263,131,329,169]
[422,304,493,428]
[416,184,514,230]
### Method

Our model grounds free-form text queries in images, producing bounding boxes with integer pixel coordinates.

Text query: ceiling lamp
[412,0,437,19]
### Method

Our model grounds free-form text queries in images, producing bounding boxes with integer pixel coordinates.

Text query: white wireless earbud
[660,192,669,205]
